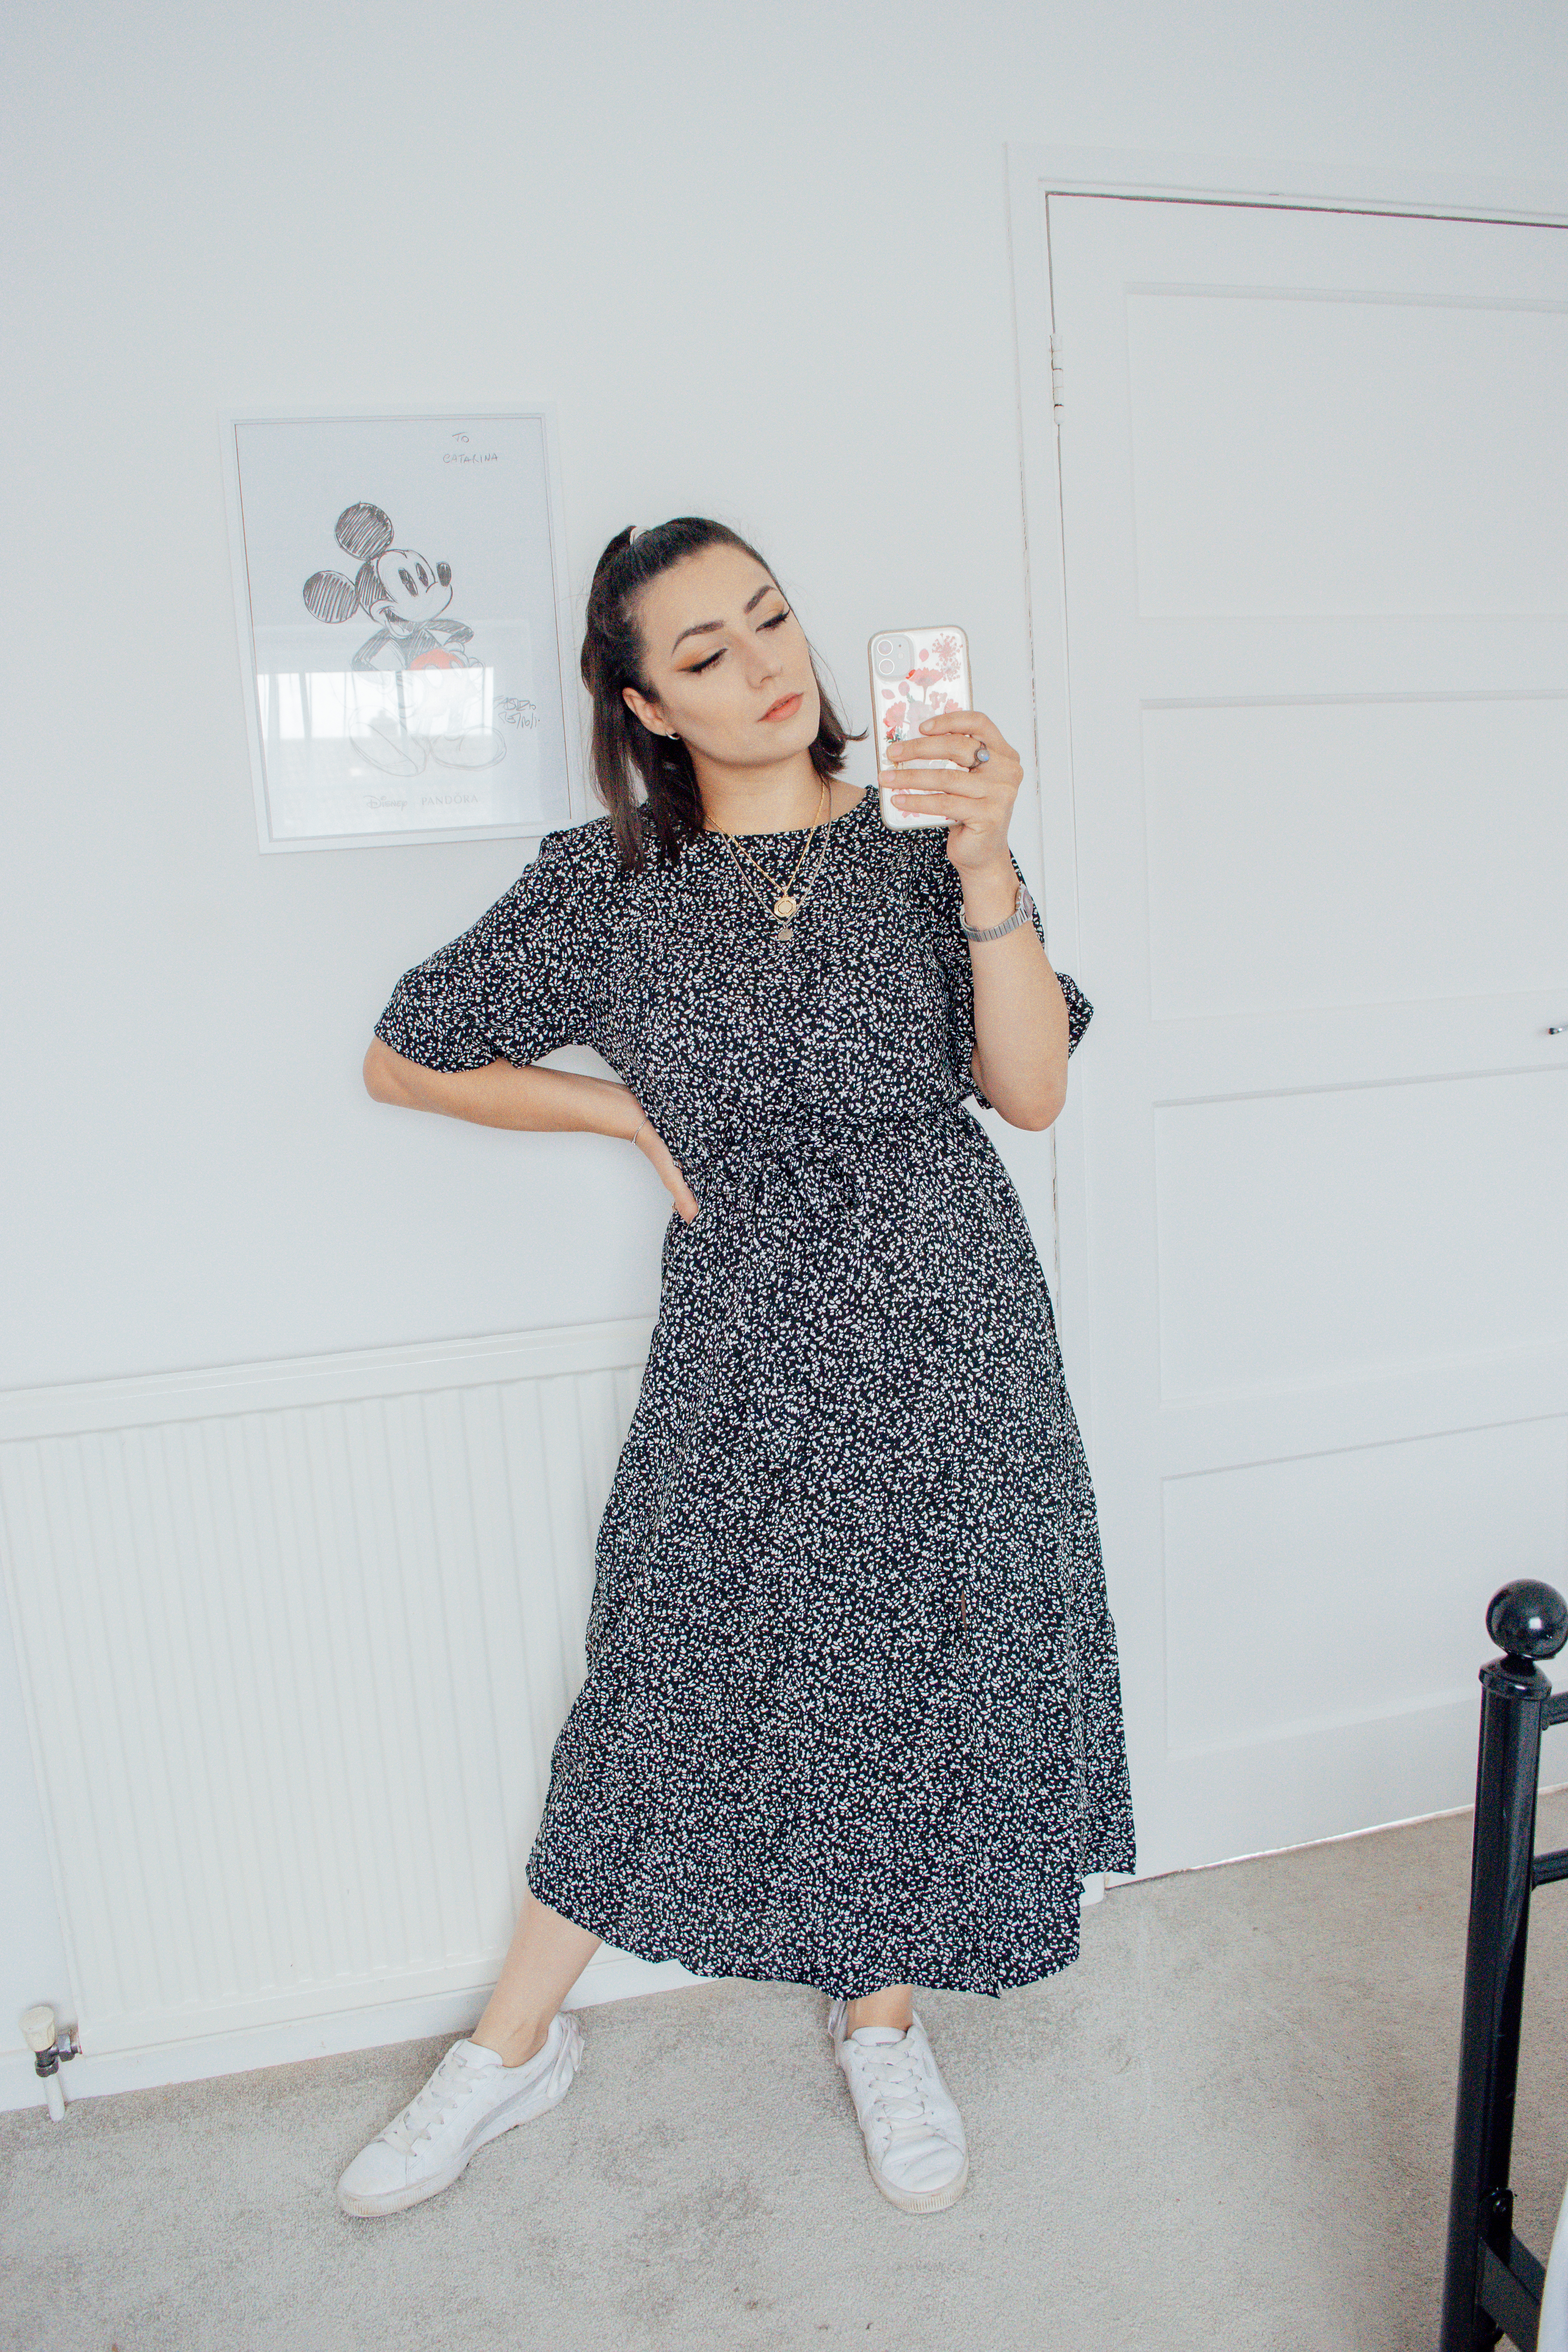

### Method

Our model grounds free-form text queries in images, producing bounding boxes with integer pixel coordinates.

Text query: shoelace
[384,2045,498,2154]
[849,2042,942,2142]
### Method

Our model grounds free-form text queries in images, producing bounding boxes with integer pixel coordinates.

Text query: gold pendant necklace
[774,816,832,940]
[715,780,829,944]
[724,847,805,943]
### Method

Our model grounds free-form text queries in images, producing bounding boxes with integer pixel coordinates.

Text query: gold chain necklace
[724,822,833,945]
[711,779,829,944]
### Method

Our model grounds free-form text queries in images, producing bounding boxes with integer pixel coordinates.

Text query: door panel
[1143,699,1568,1016]
[1155,1072,1568,1394]
[1044,194,1568,1874]
[1163,1421,1568,1756]
[1125,286,1568,616]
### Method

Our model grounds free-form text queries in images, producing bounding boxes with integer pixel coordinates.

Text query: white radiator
[0,1318,704,2075]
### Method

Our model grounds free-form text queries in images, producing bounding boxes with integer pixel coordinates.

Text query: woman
[338,517,1135,2221]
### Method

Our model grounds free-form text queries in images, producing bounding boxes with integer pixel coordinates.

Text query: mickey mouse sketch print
[303,502,509,776]
[226,407,575,848]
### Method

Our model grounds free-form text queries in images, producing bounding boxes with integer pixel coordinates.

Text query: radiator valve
[20,2004,80,2121]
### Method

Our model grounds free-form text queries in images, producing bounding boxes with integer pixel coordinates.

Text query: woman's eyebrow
[670,580,779,653]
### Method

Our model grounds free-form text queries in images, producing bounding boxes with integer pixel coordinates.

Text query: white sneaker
[827,1998,970,2213]
[336,2013,583,2217]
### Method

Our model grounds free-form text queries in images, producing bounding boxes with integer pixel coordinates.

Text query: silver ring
[973,744,990,767]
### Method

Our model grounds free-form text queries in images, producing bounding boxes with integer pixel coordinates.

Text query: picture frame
[220,407,584,852]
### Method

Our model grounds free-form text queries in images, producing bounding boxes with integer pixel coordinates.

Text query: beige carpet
[7,1791,1568,2352]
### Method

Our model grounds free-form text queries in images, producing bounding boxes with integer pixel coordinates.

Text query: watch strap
[961,877,1034,942]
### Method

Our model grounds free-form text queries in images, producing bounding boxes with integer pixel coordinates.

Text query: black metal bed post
[1439,1581,1568,2352]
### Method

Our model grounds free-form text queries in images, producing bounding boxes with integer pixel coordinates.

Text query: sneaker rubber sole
[862,2145,971,2214]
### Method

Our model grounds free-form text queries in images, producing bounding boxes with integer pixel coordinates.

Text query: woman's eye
[687,608,789,674]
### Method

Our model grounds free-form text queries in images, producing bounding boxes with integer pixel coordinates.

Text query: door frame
[1003,144,1568,1467]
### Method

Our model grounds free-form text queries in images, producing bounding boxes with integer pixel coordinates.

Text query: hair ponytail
[579,517,859,874]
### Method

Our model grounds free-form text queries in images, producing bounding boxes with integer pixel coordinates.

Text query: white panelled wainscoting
[0,1318,710,2111]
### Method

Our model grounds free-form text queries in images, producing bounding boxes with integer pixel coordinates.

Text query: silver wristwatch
[961,877,1034,942]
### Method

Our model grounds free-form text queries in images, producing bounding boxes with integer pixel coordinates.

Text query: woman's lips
[759,692,803,723]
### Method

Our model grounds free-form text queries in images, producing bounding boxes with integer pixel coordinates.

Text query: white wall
[4,0,1566,2053]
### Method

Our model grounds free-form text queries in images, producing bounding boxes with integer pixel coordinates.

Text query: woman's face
[623,542,821,769]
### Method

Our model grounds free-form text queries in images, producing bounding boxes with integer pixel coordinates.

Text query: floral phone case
[868,625,971,831]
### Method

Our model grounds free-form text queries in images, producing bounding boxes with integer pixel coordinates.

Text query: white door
[1037,193,1568,1877]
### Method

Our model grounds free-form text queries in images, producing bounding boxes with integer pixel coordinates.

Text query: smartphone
[868,626,972,831]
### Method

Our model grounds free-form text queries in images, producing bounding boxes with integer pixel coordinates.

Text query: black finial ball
[1487,1581,1568,1662]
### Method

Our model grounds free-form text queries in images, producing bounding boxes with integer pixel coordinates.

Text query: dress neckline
[699,786,875,844]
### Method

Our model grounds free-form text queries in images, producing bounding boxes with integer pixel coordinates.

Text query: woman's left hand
[881,710,1022,878]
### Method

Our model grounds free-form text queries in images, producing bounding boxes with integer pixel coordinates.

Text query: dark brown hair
[579,517,861,873]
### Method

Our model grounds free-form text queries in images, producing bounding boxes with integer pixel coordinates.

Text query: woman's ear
[622,682,669,738]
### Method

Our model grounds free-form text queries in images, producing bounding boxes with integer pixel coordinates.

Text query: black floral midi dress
[374,785,1136,2001]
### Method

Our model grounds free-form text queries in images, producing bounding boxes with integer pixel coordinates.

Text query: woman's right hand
[631,1109,701,1223]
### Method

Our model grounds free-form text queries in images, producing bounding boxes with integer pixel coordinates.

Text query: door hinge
[1050,333,1064,421]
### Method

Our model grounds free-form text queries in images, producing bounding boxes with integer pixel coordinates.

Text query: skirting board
[0,1944,701,2114]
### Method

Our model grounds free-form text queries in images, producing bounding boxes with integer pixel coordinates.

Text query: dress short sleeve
[907,831,1092,1111]
[373,827,604,1073]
